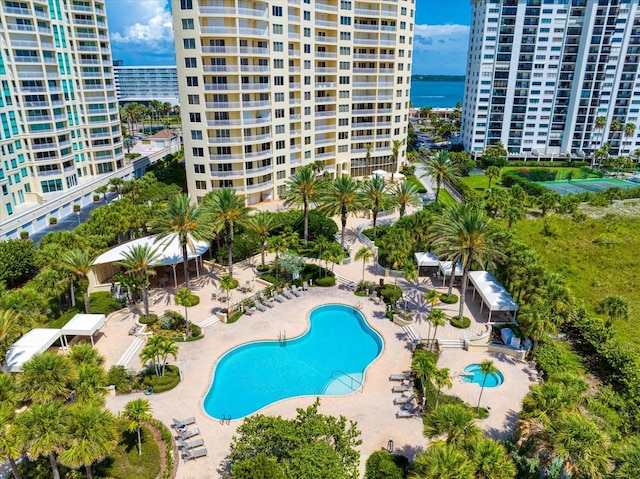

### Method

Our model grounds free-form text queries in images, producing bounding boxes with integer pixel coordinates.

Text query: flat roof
[414,252,439,267]
[5,328,61,373]
[61,314,106,337]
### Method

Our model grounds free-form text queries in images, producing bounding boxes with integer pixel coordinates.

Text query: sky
[105,0,471,75]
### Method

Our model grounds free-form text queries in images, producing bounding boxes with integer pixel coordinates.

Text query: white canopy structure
[372,169,389,178]
[5,328,62,373]
[91,233,209,288]
[415,252,439,276]
[438,261,463,287]
[60,314,106,347]
[468,270,519,323]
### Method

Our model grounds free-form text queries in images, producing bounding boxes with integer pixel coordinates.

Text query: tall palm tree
[202,188,250,275]
[122,399,152,456]
[60,249,94,314]
[318,176,363,248]
[390,139,402,180]
[390,180,422,218]
[519,300,556,353]
[15,401,66,479]
[362,174,390,239]
[598,295,629,328]
[60,404,117,479]
[412,353,435,407]
[428,309,447,351]
[410,443,474,479]
[431,204,504,321]
[595,115,606,131]
[484,165,501,190]
[267,235,287,262]
[421,150,460,203]
[354,246,373,282]
[245,212,279,268]
[0,405,21,479]
[283,166,324,245]
[219,273,235,313]
[95,185,108,204]
[153,193,208,288]
[432,367,452,410]
[467,436,516,479]
[118,244,162,318]
[148,99,162,130]
[477,359,498,412]
[424,289,440,313]
[73,362,108,406]
[174,287,198,337]
[424,403,481,447]
[18,352,76,404]
[140,336,178,377]
[625,123,637,143]
[0,309,19,369]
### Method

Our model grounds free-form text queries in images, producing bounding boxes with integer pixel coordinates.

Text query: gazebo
[90,233,210,289]
[60,313,106,347]
[414,252,439,276]
[438,261,463,287]
[468,271,519,323]
[4,328,62,373]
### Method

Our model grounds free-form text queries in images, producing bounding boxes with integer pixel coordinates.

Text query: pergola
[5,328,62,373]
[438,261,463,287]
[60,313,106,347]
[414,252,439,276]
[91,233,210,288]
[468,270,519,323]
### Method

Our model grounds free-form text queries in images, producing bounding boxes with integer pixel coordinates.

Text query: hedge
[142,365,181,393]
[439,293,458,304]
[90,291,126,315]
[365,451,408,479]
[506,160,588,168]
[450,316,471,329]
[501,171,549,197]
[139,314,158,325]
[315,276,336,287]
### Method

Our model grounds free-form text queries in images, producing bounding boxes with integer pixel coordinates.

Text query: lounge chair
[394,394,415,405]
[389,373,411,381]
[211,290,218,300]
[260,292,274,307]
[292,285,302,296]
[219,291,228,303]
[396,408,419,419]
[254,300,267,312]
[172,417,196,429]
[243,280,253,292]
[273,291,285,303]
[282,288,294,299]
[183,447,208,461]
[177,428,200,440]
[303,281,309,291]
[178,438,204,450]
[392,385,411,393]
[244,306,257,316]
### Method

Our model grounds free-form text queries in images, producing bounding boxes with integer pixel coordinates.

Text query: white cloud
[412,23,470,74]
[414,23,470,38]
[109,0,173,44]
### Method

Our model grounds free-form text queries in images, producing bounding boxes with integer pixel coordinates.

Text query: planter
[93,195,100,202]
[393,314,415,327]
[49,217,58,226]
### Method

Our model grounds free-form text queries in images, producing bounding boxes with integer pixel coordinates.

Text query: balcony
[316,2,338,12]
[205,101,242,109]
[246,180,273,192]
[315,35,337,43]
[203,65,240,73]
[241,83,270,91]
[206,119,243,127]
[210,169,245,178]
[204,83,240,91]
[315,96,336,103]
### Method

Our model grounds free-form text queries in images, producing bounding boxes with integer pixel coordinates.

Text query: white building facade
[172,0,415,205]
[462,0,640,159]
[0,0,125,234]
[114,65,180,105]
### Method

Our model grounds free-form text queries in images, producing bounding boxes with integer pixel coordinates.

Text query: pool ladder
[220,415,231,425]
[278,330,286,347]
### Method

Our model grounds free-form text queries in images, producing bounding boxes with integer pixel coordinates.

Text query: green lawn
[438,188,457,206]
[513,215,640,351]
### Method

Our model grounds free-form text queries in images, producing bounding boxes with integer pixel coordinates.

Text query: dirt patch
[580,198,640,218]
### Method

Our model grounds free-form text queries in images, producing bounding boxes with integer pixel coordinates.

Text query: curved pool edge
[200,303,385,422]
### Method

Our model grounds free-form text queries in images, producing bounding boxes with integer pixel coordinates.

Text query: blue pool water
[203,304,383,420]
[460,363,504,388]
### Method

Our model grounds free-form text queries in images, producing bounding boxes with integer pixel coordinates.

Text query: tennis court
[538,178,639,196]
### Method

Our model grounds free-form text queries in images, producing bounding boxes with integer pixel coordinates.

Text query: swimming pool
[203,304,383,420]
[460,363,504,388]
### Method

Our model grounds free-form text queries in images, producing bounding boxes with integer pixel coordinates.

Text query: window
[275,109,285,118]
[273,24,283,34]
[183,38,195,49]
[276,140,285,149]
[273,41,283,52]
[189,112,201,122]
[340,16,351,25]
[339,90,349,98]
[276,155,286,165]
[339,104,349,112]
[185,57,197,68]
[339,119,348,126]
[192,147,204,157]
[274,59,284,68]
[304,27,311,37]
[182,19,194,30]
[187,94,199,105]
[194,164,205,174]
[275,76,284,86]
[304,11,310,20]
[304,44,311,53]
[341,0,351,9]
[339,61,350,70]
[186,76,198,86]
[272,5,282,16]
[340,32,350,40]
[339,76,350,85]
[339,132,348,139]
[191,130,202,140]
[275,92,285,102]
[180,0,192,9]
[195,180,206,189]
[276,125,285,134]
[276,170,286,179]
[340,46,350,55]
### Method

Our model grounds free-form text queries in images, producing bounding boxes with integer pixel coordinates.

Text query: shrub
[89,291,126,315]
[315,276,336,287]
[226,311,243,324]
[356,280,378,294]
[260,273,280,285]
[139,314,158,325]
[19,231,29,239]
[142,365,180,393]
[93,194,100,202]
[365,450,408,479]
[299,263,333,283]
[439,293,458,304]
[175,324,203,341]
[450,316,471,329]
[380,284,402,304]
[107,365,134,394]
[49,217,57,225]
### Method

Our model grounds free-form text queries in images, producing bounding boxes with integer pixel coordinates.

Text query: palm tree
[0,309,19,369]
[538,191,559,216]
[109,177,124,198]
[318,176,363,248]
[174,287,198,336]
[118,244,162,318]
[428,309,447,351]
[95,185,108,204]
[595,115,606,131]
[354,246,373,282]
[60,249,94,314]
[202,188,250,275]
[140,336,178,377]
[267,235,287,262]
[153,193,208,288]
[424,403,481,447]
[431,204,504,321]
[467,436,516,479]
[0,405,21,479]
[18,352,76,404]
[245,212,279,268]
[390,139,402,180]
[421,150,459,203]
[412,352,435,407]
[432,367,452,410]
[310,159,325,174]
[361,175,390,238]
[610,119,622,133]
[390,180,422,218]
[484,165,501,190]
[424,289,440,312]
[122,399,152,456]
[314,236,331,267]
[519,300,556,353]
[60,404,117,479]
[283,166,324,245]
[625,123,637,143]
[598,295,629,328]
[410,443,474,479]
[477,359,498,412]
[148,99,162,129]
[219,273,235,313]
[73,362,108,406]
[15,401,66,479]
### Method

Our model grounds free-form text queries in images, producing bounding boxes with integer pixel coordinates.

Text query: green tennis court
[538,178,639,196]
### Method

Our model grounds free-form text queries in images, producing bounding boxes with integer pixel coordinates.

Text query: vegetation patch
[226,310,243,324]
[315,276,336,287]
[439,293,458,304]
[450,316,471,329]
[141,364,180,393]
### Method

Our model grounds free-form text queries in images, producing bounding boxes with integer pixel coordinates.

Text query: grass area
[96,425,161,479]
[406,174,427,193]
[513,214,640,351]
[437,188,457,206]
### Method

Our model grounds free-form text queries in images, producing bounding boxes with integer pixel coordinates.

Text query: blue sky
[106,0,471,75]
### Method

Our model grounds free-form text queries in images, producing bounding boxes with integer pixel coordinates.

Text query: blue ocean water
[410,80,465,108]
[202,304,383,420]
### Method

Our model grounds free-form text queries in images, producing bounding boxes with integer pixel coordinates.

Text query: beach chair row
[248,283,307,314]
[171,417,208,461]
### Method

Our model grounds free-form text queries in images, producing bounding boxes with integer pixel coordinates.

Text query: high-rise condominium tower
[173,0,415,205]
[0,0,123,227]
[462,0,640,159]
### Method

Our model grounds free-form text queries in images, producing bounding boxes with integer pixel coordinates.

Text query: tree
[431,204,504,321]
[625,123,636,142]
[0,309,20,369]
[610,119,622,133]
[203,188,250,275]
[354,246,373,282]
[140,336,178,377]
[18,352,76,404]
[283,166,324,245]
[410,443,474,479]
[428,308,447,351]
[318,176,363,248]
[422,150,459,203]
[519,300,556,353]
[390,139,402,180]
[484,165,501,190]
[109,177,124,198]
[219,274,235,313]
[122,399,152,456]
[267,235,287,262]
[0,405,21,479]
[467,436,516,479]
[598,295,629,328]
[60,249,94,314]
[424,403,481,447]
[245,212,279,268]
[432,367,452,410]
[390,181,422,218]
[60,404,117,479]
[123,137,134,154]
[153,193,208,288]
[95,185,109,204]
[538,192,559,216]
[477,359,498,412]
[118,244,162,318]
[595,115,606,131]
[0,239,37,288]
[424,289,440,312]
[412,352,435,407]
[174,287,198,336]
[362,175,390,238]
[503,200,525,228]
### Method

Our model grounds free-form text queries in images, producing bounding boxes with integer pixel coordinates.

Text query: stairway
[437,338,466,349]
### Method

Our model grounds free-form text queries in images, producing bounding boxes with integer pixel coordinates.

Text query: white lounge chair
[172,417,196,429]
[244,306,257,316]
[260,292,274,307]
[183,447,208,461]
[389,373,411,381]
[282,288,294,299]
[254,300,267,312]
[396,408,419,419]
[303,281,309,291]
[178,438,204,450]
[292,285,302,296]
[273,291,285,303]
[394,394,415,405]
[177,428,200,440]
[392,385,411,393]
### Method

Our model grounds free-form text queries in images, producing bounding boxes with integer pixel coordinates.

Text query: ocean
[410,80,465,109]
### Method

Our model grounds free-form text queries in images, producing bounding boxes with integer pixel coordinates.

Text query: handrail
[330,370,363,393]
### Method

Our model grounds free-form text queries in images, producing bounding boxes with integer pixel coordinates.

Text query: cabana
[468,270,519,323]
[414,252,439,277]
[90,233,210,289]
[438,261,463,287]
[60,313,106,347]
[5,328,62,373]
